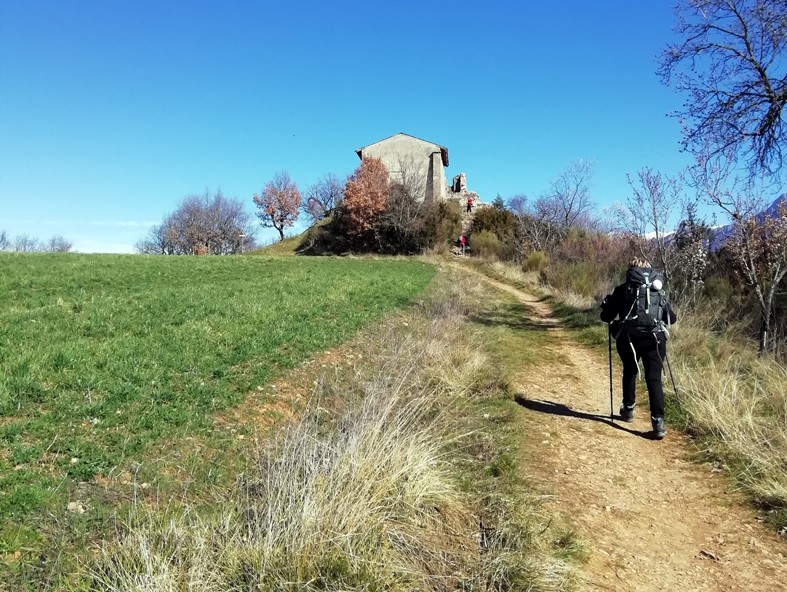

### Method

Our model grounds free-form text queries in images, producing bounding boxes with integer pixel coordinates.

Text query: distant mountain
[761,193,787,218]
[708,193,786,250]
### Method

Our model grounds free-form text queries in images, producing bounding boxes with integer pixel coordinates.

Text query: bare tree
[13,234,42,252]
[544,159,595,230]
[670,203,713,308]
[507,195,532,260]
[731,200,787,353]
[698,169,787,353]
[135,224,175,255]
[47,235,73,252]
[304,173,345,223]
[391,156,427,202]
[204,196,255,254]
[660,0,787,178]
[620,168,685,282]
[373,156,431,248]
[136,190,257,255]
[0,232,74,253]
[508,194,561,257]
[253,171,301,241]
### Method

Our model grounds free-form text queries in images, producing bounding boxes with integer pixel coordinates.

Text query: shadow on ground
[469,302,557,331]
[514,394,656,440]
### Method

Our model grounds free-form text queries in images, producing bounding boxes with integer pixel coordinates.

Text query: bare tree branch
[660,0,787,178]
[304,173,345,223]
[545,159,595,230]
[137,190,257,254]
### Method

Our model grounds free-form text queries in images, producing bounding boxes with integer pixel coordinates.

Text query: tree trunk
[759,321,769,356]
[758,283,778,356]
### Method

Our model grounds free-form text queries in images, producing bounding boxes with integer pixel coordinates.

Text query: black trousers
[615,332,666,418]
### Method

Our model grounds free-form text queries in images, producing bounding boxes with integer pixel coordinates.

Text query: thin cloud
[14,219,157,228]
[87,220,158,228]
[71,238,137,254]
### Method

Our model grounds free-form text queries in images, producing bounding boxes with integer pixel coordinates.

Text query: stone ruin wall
[449,172,480,206]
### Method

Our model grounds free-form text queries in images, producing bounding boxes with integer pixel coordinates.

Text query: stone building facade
[355,133,449,201]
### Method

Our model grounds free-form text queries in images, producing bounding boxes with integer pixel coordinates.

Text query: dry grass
[232,379,469,589]
[550,289,594,310]
[85,268,576,591]
[675,353,787,507]
[660,312,787,521]
[484,261,594,309]
[487,261,541,291]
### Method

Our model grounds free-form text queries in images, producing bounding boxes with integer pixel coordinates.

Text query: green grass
[251,231,305,256]
[0,253,434,586]
[455,266,588,576]
[77,267,578,591]
[548,299,608,348]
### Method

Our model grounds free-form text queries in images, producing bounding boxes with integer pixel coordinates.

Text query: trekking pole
[607,324,614,421]
[664,352,680,404]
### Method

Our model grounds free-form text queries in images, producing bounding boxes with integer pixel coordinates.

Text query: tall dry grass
[610,303,787,523]
[486,261,540,291]
[677,358,787,504]
[86,268,576,591]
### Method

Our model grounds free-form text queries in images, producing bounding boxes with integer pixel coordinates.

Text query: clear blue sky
[0,0,693,252]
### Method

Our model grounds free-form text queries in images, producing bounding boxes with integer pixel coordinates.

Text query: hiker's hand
[600,295,615,323]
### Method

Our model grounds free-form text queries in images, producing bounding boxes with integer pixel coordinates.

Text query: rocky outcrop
[449,172,480,207]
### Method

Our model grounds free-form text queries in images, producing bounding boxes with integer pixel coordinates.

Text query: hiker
[459,234,466,255]
[600,257,677,439]
[466,197,473,214]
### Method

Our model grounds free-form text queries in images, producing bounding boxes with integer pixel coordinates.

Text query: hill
[708,194,786,249]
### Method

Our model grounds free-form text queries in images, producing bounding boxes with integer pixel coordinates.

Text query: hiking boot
[619,404,635,422]
[652,416,666,440]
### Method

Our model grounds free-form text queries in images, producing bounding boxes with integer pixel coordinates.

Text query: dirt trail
[480,275,787,592]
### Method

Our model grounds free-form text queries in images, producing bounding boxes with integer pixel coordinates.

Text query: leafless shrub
[47,235,73,252]
[304,173,345,223]
[136,190,257,255]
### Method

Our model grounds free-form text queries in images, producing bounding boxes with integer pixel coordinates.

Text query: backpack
[621,267,669,336]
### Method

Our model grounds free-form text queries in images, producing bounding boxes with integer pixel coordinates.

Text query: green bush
[703,275,732,303]
[434,199,463,247]
[470,230,501,260]
[471,198,516,241]
[471,198,517,261]
[523,251,549,273]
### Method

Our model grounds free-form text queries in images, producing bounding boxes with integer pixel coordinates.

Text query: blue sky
[0,1,694,252]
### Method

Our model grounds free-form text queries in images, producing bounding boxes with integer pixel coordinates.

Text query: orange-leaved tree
[341,157,389,236]
[253,171,301,241]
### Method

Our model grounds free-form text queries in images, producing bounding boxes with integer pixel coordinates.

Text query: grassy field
[81,263,579,591]
[0,253,434,585]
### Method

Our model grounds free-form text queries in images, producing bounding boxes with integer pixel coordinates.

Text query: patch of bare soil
[213,347,355,432]
[483,277,787,592]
